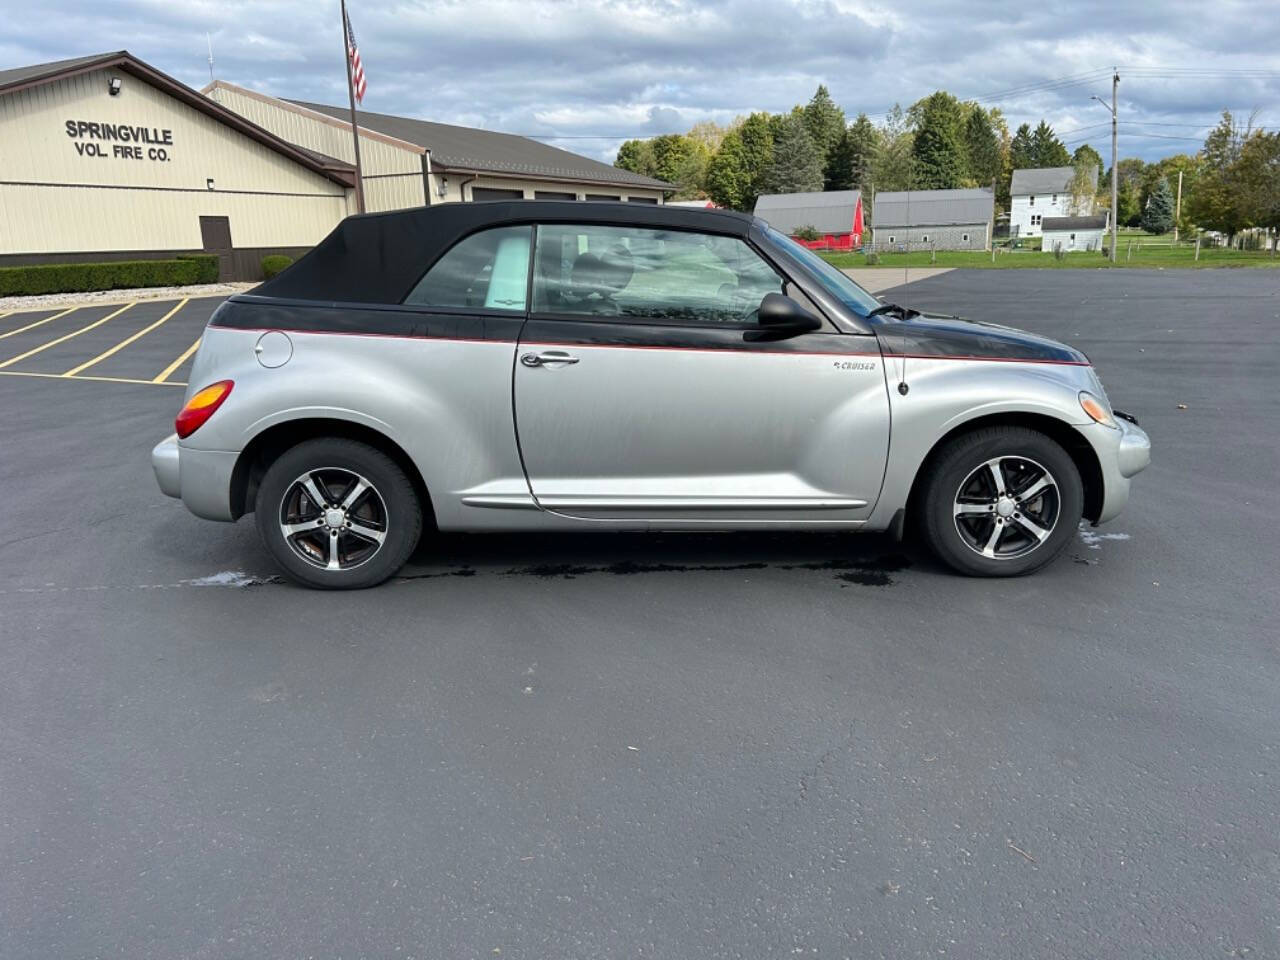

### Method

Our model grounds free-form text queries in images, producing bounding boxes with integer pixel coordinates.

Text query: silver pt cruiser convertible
[153,201,1150,588]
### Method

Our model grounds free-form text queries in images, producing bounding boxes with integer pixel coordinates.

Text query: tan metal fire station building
[0,50,669,279]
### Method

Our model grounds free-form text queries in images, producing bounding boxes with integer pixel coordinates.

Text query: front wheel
[254,438,423,589]
[919,426,1083,577]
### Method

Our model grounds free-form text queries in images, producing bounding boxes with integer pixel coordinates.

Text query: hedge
[261,254,294,279]
[0,254,219,297]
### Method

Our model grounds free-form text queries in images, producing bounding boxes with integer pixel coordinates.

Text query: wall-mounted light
[107,76,121,96]
[437,177,448,198]
[206,178,215,191]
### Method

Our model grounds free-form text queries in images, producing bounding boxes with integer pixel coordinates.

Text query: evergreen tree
[614,139,656,177]
[802,85,846,173]
[1030,120,1070,167]
[1140,176,1175,234]
[962,108,1002,187]
[737,112,775,208]
[825,113,879,191]
[763,113,824,194]
[706,131,750,210]
[912,122,964,189]
[1009,123,1034,171]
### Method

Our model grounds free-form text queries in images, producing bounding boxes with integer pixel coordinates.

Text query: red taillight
[175,380,233,439]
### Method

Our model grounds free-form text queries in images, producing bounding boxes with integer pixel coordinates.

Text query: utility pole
[1174,169,1183,244]
[1109,70,1119,262]
[340,0,366,214]
[1091,72,1119,262]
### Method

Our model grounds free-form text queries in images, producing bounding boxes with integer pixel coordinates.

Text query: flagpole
[340,0,366,214]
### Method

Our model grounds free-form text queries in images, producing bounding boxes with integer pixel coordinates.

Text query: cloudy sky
[5,0,1278,164]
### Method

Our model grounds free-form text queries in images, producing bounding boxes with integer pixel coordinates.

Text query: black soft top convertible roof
[253,201,756,304]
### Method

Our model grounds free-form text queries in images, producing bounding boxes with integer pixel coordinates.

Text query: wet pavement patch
[396,552,912,586]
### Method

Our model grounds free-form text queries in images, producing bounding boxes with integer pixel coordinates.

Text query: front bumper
[151,435,238,521]
[1079,416,1151,524]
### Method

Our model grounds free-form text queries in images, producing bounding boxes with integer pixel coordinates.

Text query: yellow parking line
[154,335,202,383]
[0,302,134,370]
[63,298,188,377]
[0,369,185,387]
[0,306,79,341]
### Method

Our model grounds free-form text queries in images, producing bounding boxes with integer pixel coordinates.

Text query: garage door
[471,187,525,202]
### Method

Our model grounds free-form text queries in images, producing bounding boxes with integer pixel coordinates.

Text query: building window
[469,187,525,202]
[962,233,970,242]
[921,234,929,242]
[1052,194,1058,203]
[1070,233,1076,240]
[404,226,531,311]
[1029,195,1036,206]
[888,235,895,243]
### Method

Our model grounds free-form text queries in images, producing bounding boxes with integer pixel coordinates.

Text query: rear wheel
[919,426,1083,577]
[254,438,422,589]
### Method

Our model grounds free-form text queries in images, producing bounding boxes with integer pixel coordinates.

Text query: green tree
[1189,111,1253,240]
[615,139,656,177]
[1030,120,1070,167]
[871,103,915,192]
[648,134,694,185]
[802,84,846,172]
[706,131,750,210]
[1071,143,1103,181]
[912,121,964,189]
[1140,176,1175,233]
[1239,131,1280,250]
[763,113,824,194]
[825,113,879,191]
[738,112,776,208]
[1009,123,1034,172]
[962,108,1002,187]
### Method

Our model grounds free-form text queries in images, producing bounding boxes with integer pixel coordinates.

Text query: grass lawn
[822,245,1280,270]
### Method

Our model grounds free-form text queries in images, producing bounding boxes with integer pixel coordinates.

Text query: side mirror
[752,292,822,339]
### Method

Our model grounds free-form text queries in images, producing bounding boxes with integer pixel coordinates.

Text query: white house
[1041,213,1109,253]
[1009,166,1096,239]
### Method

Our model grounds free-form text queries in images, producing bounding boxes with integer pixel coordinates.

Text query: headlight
[1079,390,1116,428]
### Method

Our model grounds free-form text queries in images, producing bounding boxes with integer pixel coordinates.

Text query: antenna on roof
[206,33,215,84]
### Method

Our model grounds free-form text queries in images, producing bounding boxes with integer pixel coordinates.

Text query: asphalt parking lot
[2,269,1278,959]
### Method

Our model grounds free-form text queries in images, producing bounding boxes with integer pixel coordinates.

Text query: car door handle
[521,351,579,367]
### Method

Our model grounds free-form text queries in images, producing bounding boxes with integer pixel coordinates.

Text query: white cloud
[3,0,1277,163]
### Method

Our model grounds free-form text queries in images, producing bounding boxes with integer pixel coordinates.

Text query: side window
[404,226,531,311]
[531,224,782,325]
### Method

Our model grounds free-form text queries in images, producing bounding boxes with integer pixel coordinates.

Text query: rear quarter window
[404,226,531,311]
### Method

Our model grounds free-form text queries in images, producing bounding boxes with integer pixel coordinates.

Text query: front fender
[867,357,1097,529]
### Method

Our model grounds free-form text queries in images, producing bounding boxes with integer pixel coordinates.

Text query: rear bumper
[152,435,238,521]
[152,434,181,498]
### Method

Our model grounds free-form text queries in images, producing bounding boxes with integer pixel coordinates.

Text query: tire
[918,426,1083,577]
[254,438,423,589]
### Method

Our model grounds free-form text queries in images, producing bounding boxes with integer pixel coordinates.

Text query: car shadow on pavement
[402,530,930,587]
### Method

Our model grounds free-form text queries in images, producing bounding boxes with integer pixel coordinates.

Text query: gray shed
[871,187,993,251]
[753,190,863,240]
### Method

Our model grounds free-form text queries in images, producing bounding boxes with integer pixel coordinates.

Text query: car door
[513,222,890,524]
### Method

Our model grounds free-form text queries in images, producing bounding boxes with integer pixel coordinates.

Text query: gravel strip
[0,282,257,312]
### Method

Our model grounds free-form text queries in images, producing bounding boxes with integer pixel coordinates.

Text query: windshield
[763,226,881,317]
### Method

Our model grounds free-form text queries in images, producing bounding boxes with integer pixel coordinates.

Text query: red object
[345,11,367,102]
[175,380,234,439]
[790,196,863,252]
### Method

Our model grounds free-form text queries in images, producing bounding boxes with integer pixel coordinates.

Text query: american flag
[345,10,367,103]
